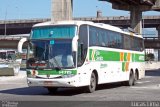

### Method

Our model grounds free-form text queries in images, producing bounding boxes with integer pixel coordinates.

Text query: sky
[0,0,159,36]
[0,0,159,20]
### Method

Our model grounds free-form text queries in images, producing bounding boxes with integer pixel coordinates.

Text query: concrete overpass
[100,0,160,34]
[50,0,160,34]
[144,37,160,49]
[144,37,160,60]
[0,35,28,49]
[0,15,160,35]
[100,0,160,11]
[0,19,49,35]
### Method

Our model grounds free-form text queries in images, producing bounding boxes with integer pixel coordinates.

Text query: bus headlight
[27,70,38,78]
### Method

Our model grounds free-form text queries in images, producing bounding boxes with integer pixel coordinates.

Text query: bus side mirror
[18,38,27,53]
[72,36,78,52]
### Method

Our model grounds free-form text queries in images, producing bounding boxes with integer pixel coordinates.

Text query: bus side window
[136,38,143,51]
[89,27,98,46]
[96,32,99,46]
[123,34,131,50]
[109,31,116,48]
[105,30,110,47]
[78,25,88,66]
[117,33,123,49]
[98,30,106,47]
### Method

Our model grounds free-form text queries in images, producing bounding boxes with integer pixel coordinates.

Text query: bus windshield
[28,39,75,69]
[27,25,77,69]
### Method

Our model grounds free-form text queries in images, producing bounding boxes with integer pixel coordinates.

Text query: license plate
[44,81,53,86]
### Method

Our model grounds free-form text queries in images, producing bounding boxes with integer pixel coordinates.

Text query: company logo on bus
[91,50,104,61]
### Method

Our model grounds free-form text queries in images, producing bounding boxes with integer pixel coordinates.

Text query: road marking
[131,85,160,90]
[145,76,156,78]
[136,81,150,84]
[131,86,149,89]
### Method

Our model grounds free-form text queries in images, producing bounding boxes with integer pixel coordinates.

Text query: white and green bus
[26,20,145,93]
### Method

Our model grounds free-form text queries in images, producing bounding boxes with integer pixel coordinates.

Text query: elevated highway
[76,15,160,28]
[100,0,160,34]
[0,15,160,35]
[100,0,160,11]
[0,35,28,49]
[144,37,160,49]
[0,19,49,35]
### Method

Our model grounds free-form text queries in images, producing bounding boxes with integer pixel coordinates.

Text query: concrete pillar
[97,10,102,18]
[130,6,142,35]
[157,26,160,61]
[51,0,73,22]
[153,0,160,10]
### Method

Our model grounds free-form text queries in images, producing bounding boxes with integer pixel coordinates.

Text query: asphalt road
[0,69,160,107]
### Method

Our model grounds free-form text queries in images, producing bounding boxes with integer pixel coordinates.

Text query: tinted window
[88,25,143,52]
[89,27,98,46]
[32,25,76,39]
[123,34,131,50]
[89,26,123,49]
[78,25,88,66]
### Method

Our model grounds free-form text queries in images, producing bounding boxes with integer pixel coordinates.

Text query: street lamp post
[4,8,8,36]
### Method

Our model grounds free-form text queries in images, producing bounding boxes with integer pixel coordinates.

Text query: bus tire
[47,87,58,94]
[86,72,97,93]
[134,71,139,85]
[126,70,135,86]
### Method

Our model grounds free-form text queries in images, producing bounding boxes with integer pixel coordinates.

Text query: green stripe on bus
[89,49,144,62]
[38,70,77,75]
[89,49,120,61]
[27,69,77,75]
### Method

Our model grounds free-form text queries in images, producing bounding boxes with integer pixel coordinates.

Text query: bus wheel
[127,71,135,86]
[134,71,138,85]
[86,72,97,93]
[47,87,58,94]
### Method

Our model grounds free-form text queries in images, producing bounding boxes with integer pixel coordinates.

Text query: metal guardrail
[144,37,160,40]
[0,19,50,24]
[0,15,160,24]
[75,15,160,21]
[0,35,29,40]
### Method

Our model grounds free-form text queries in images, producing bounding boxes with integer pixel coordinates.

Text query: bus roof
[33,20,142,38]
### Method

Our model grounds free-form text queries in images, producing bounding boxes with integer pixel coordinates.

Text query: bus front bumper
[27,77,78,88]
